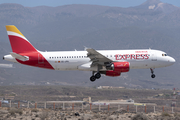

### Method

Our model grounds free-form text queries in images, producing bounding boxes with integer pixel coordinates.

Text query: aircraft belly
[130,61,151,69]
[51,61,87,71]
[130,60,167,69]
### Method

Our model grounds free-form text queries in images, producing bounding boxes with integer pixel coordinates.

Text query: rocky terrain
[0,107,180,120]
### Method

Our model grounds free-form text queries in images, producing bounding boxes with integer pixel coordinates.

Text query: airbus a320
[3,25,176,82]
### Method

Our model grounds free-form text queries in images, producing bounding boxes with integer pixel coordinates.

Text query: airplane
[3,25,176,82]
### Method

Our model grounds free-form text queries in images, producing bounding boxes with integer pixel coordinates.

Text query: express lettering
[115,54,149,60]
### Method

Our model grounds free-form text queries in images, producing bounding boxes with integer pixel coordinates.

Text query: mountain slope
[136,0,179,14]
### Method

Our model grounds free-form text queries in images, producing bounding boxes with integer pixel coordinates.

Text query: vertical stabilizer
[6,25,37,53]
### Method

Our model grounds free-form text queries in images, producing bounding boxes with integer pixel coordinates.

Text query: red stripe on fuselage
[8,35,37,53]
[16,52,54,70]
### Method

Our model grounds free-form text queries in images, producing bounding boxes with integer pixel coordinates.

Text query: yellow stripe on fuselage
[6,25,25,37]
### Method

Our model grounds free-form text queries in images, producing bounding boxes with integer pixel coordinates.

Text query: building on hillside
[83,97,91,103]
[4,96,15,100]
[176,91,180,95]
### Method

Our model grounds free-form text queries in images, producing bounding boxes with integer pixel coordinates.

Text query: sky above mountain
[0,0,180,7]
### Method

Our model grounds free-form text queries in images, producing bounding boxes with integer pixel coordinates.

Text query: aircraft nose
[168,57,176,64]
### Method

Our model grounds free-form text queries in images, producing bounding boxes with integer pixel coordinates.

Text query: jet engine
[106,62,130,72]
[105,70,121,77]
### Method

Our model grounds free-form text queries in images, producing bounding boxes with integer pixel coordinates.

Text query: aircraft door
[151,52,157,61]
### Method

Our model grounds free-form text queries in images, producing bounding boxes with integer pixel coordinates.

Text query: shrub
[8,108,23,115]
[39,111,48,120]
[31,108,39,112]
[174,113,180,117]
[161,112,171,117]
[131,113,148,120]
[16,109,23,115]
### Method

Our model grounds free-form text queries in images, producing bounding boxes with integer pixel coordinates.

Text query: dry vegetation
[0,85,173,102]
[0,86,179,119]
[0,108,179,120]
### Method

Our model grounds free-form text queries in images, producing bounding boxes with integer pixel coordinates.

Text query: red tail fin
[6,25,37,53]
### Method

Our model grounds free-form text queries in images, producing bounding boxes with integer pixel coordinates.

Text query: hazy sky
[0,0,180,7]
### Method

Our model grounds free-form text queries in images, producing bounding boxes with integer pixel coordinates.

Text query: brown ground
[0,107,180,120]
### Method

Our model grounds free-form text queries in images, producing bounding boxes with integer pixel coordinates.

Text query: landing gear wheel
[90,76,96,82]
[150,68,155,79]
[151,74,155,78]
[95,73,101,79]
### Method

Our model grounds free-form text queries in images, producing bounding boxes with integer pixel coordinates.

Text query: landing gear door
[151,52,157,61]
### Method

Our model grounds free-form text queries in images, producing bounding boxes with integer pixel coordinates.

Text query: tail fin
[6,25,37,53]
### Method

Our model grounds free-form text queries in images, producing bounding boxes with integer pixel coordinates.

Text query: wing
[86,48,112,66]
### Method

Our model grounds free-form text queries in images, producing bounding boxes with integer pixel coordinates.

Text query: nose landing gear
[90,71,101,82]
[150,68,156,78]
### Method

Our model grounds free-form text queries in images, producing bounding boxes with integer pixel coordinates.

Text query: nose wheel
[150,68,156,78]
[90,72,101,82]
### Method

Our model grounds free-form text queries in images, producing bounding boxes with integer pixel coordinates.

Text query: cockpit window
[162,54,167,56]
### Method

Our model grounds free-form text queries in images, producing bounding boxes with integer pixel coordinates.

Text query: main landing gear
[90,72,101,82]
[150,68,156,78]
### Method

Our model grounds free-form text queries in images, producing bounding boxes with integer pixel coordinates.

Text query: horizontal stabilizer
[10,52,29,61]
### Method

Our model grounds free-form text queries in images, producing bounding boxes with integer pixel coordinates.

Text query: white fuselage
[4,25,176,81]
[40,49,175,71]
[4,49,175,72]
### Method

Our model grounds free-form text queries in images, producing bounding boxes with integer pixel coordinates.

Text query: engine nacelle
[106,62,130,72]
[105,70,121,77]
